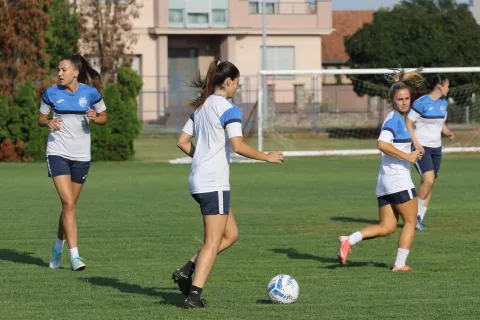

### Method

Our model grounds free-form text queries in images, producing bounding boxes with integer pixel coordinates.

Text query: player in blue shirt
[337,69,423,271]
[38,54,107,271]
[173,60,283,308]
[406,74,454,230]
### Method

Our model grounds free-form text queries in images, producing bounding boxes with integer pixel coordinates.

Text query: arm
[378,140,421,164]
[230,137,283,164]
[442,122,454,141]
[87,109,107,125]
[38,113,62,130]
[176,131,196,158]
[405,117,424,155]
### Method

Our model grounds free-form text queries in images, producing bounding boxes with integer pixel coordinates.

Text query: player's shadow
[330,216,404,228]
[271,248,389,270]
[80,277,184,307]
[0,249,48,267]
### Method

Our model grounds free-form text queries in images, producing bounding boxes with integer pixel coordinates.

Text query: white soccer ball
[267,274,299,304]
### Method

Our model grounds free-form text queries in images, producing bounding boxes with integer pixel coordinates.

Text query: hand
[406,150,422,164]
[266,152,284,165]
[446,131,454,141]
[47,119,62,130]
[413,143,424,156]
[87,109,97,122]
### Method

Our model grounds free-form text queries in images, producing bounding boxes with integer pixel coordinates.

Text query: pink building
[132,0,333,124]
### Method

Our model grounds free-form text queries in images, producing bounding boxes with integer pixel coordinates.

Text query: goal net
[251,67,480,156]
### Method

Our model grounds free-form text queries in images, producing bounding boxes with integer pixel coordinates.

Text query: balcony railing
[248,1,319,15]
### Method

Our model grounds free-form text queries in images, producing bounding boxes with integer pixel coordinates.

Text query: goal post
[256,67,480,154]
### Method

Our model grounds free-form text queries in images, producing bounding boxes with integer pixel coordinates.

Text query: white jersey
[40,84,106,161]
[182,94,243,194]
[376,111,415,197]
[407,95,448,148]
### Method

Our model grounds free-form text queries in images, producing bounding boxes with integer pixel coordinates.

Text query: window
[169,9,184,23]
[188,13,209,24]
[263,46,295,79]
[248,1,277,14]
[212,9,226,23]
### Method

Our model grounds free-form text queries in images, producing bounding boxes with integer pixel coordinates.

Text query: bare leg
[358,204,399,240]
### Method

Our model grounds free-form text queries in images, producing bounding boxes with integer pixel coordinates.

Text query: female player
[173,60,283,308]
[406,74,454,230]
[337,68,424,271]
[38,54,107,271]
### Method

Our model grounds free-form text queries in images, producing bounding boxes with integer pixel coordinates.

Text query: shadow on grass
[0,249,48,267]
[80,277,184,307]
[330,216,404,228]
[270,248,390,270]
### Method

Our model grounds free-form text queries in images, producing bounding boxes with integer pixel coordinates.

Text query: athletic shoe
[71,256,86,271]
[172,268,192,296]
[392,265,412,271]
[337,236,351,265]
[49,245,63,269]
[416,215,425,231]
[184,296,206,309]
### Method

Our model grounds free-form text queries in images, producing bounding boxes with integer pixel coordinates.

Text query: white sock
[348,231,363,246]
[417,198,426,217]
[419,206,427,221]
[394,248,410,268]
[55,237,65,250]
[69,247,79,259]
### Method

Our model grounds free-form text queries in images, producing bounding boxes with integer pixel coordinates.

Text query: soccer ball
[267,274,299,304]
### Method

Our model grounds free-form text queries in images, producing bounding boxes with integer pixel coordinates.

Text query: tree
[345,0,480,94]
[45,0,81,72]
[78,0,140,84]
[0,0,50,99]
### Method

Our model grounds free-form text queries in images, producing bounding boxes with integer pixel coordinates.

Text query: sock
[417,198,426,217]
[69,247,79,259]
[419,206,428,221]
[348,231,363,246]
[188,285,203,300]
[181,261,195,276]
[394,248,410,268]
[55,237,65,250]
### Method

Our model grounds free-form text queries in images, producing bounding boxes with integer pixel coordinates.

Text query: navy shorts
[377,188,416,207]
[192,191,231,215]
[47,155,90,184]
[413,146,442,178]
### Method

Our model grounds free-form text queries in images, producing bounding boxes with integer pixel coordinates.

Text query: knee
[225,230,239,246]
[422,176,435,188]
[61,199,76,212]
[381,224,397,237]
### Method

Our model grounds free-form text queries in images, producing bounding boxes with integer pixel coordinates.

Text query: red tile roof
[322,10,374,63]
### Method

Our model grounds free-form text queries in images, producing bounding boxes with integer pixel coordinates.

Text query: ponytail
[61,54,103,92]
[189,60,240,110]
[385,67,424,100]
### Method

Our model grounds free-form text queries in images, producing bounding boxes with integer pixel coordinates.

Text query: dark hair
[385,67,424,101]
[428,74,448,91]
[60,54,102,92]
[189,60,240,109]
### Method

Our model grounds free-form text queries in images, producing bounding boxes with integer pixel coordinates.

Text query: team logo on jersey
[440,105,446,113]
[79,96,88,108]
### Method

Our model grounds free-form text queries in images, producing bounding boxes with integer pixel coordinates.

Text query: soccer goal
[255,67,480,156]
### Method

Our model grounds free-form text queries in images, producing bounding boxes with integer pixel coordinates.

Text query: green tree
[45,0,81,72]
[345,0,480,94]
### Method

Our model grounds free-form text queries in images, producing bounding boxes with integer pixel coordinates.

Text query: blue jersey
[40,84,106,161]
[407,95,448,148]
[376,111,414,196]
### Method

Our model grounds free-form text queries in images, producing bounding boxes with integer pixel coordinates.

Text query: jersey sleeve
[39,89,52,115]
[407,99,423,122]
[378,117,398,143]
[182,113,195,136]
[220,105,242,139]
[91,88,106,113]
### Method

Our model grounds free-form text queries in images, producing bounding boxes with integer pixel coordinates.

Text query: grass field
[1,136,480,319]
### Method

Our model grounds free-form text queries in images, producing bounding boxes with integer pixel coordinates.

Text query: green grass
[1,137,480,319]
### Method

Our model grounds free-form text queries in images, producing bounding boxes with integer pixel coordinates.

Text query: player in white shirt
[406,74,454,230]
[173,60,283,308]
[38,54,107,271]
[337,69,423,271]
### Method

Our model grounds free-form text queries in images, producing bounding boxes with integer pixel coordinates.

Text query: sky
[332,0,471,10]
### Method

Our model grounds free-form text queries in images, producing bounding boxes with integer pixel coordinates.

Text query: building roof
[322,10,374,63]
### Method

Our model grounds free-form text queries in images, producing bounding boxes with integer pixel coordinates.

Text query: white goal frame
[256,67,480,154]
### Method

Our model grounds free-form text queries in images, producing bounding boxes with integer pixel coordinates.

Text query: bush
[91,67,142,161]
